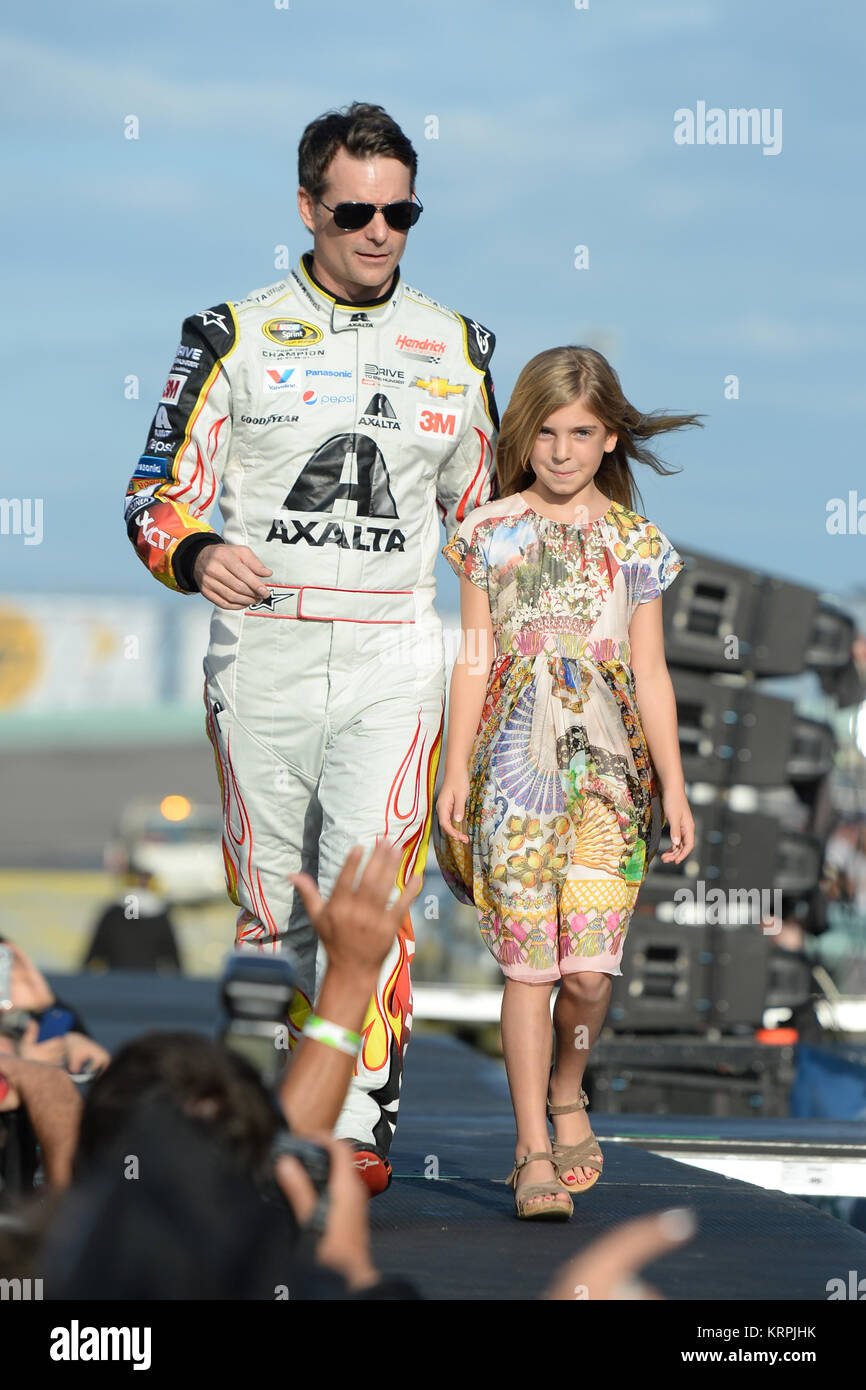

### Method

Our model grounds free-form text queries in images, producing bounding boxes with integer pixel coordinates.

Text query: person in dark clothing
[83,873,182,973]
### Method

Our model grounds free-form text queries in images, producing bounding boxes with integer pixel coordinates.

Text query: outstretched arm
[278,841,421,1135]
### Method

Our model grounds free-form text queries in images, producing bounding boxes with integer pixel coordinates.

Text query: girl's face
[528,398,617,499]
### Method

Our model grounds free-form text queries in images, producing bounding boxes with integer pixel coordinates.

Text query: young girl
[433,346,698,1220]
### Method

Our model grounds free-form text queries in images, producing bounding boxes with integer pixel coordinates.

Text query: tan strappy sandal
[547,1087,604,1193]
[505,1151,574,1220]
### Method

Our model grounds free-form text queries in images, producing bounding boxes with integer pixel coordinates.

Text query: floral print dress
[432,492,685,982]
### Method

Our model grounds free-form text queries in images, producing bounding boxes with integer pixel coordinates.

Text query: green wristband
[302,1014,362,1056]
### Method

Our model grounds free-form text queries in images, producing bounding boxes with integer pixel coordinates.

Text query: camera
[217,948,332,1218]
[218,948,299,1090]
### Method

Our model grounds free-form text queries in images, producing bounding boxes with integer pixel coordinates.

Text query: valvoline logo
[302,389,317,405]
[264,367,297,392]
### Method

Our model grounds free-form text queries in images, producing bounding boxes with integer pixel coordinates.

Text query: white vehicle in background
[104,796,225,905]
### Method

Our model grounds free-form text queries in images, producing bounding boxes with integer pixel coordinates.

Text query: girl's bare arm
[628,596,683,793]
[629,595,694,862]
[442,575,495,774]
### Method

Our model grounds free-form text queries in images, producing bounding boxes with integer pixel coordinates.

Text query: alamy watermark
[674,882,783,931]
[0,497,43,545]
[674,102,782,156]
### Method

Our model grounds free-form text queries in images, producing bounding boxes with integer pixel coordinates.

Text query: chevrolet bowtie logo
[247,589,296,612]
[410,376,467,399]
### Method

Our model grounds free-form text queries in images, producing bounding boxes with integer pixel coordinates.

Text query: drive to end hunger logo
[262,318,323,346]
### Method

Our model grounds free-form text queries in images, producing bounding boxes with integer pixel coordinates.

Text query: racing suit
[124,251,499,1155]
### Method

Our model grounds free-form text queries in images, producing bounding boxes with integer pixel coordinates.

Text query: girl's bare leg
[500,977,570,1212]
[550,971,611,1185]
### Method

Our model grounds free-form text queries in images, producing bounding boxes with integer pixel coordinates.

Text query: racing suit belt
[246,584,416,623]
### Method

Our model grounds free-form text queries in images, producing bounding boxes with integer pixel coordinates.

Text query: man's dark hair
[298,102,417,200]
[74,1031,279,1181]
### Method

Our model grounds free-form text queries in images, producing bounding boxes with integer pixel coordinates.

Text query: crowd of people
[0,839,697,1301]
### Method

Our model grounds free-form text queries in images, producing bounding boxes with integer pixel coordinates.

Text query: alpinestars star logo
[265,433,406,553]
[358,393,400,430]
[247,590,297,613]
[469,319,491,355]
[196,309,230,334]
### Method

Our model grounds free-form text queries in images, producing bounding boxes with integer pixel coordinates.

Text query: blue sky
[1,0,864,612]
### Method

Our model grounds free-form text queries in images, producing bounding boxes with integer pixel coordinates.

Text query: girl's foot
[547,1080,602,1187]
[513,1151,573,1215]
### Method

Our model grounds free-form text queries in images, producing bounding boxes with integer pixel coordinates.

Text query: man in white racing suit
[124,103,499,1191]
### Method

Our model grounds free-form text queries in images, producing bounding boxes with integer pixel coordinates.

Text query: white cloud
[0,34,319,133]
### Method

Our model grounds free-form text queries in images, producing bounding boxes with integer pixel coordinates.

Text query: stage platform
[45,971,866,1301]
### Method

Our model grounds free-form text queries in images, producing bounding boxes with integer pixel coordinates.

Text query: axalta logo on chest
[265,518,406,552]
[263,434,407,551]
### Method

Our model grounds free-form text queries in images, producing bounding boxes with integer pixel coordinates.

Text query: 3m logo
[160,374,186,405]
[414,403,462,438]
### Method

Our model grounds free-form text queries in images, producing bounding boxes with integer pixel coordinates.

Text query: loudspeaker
[612,913,770,1032]
[663,550,858,683]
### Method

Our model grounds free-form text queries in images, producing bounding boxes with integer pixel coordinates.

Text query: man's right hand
[193,543,274,609]
[288,839,422,979]
[275,1133,379,1292]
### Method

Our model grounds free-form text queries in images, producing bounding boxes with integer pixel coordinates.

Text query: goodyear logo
[262,318,323,346]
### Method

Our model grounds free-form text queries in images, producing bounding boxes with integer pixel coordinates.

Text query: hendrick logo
[396,334,446,354]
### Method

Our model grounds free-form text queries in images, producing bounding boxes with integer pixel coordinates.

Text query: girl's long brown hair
[496,346,703,512]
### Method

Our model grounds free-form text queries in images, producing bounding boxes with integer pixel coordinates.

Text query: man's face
[298,148,414,298]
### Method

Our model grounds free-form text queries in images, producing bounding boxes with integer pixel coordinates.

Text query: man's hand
[193,543,273,609]
[63,1031,111,1075]
[279,839,422,1135]
[274,1133,379,1292]
[288,838,422,979]
[6,941,55,1013]
[20,1026,111,1075]
[542,1207,697,1301]
[0,1055,82,1186]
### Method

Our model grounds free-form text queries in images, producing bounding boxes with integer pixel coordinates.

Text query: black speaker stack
[589,543,865,1117]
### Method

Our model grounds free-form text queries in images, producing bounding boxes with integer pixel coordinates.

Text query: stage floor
[371,1033,866,1300]
[45,971,866,1301]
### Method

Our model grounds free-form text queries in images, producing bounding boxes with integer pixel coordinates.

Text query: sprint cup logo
[262,318,323,346]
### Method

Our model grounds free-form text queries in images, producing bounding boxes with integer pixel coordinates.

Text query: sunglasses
[318,196,423,232]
